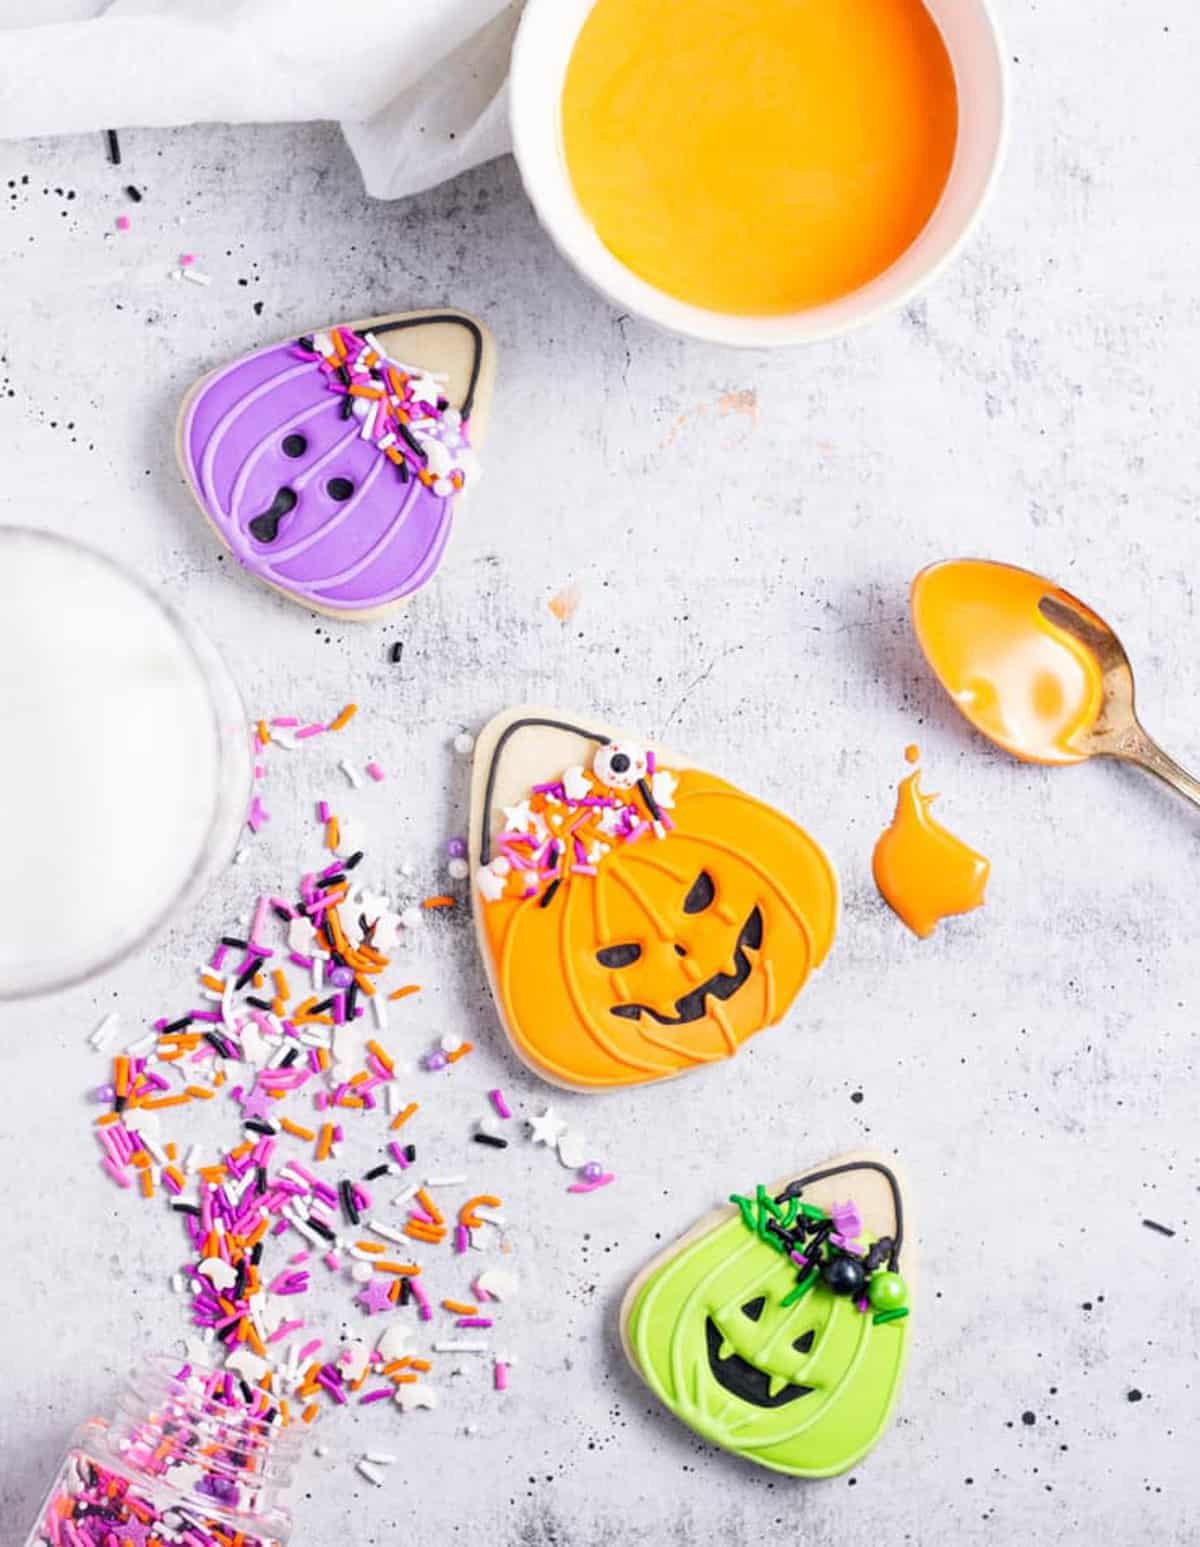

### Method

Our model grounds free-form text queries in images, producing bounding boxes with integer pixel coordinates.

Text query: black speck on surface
[850,1090,864,1104]
[1127,1388,1144,1403]
[1021,1411,1036,1426]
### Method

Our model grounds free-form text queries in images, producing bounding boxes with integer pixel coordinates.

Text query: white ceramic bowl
[510,0,1008,347]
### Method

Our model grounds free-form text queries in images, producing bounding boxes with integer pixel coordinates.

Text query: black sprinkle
[280,1049,299,1068]
[321,875,346,891]
[162,1016,193,1034]
[474,1133,508,1149]
[243,1118,276,1137]
[256,1166,269,1194]
[251,1242,264,1266]
[540,878,563,909]
[403,1143,416,1162]
[398,1277,412,1306]
[345,983,360,1021]
[171,1202,202,1217]
[364,1164,390,1182]
[203,1031,233,1059]
[336,364,351,387]
[344,851,364,870]
[306,1216,336,1243]
[339,1179,361,1226]
[1142,1218,1176,1237]
[311,997,335,1016]
[390,642,404,664]
[234,964,257,991]
[296,335,315,352]
[340,396,354,420]
[398,460,410,484]
[244,996,273,1011]
[105,129,121,165]
[124,184,142,202]
[272,905,293,922]
[239,1379,254,1405]
[221,936,249,949]
[398,423,426,461]
[114,1095,127,1113]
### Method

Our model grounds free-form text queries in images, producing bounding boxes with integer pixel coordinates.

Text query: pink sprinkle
[179,253,195,266]
[409,1278,433,1321]
[272,716,300,727]
[569,1172,616,1194]
[359,1387,394,1404]
[116,214,130,231]
[494,1360,508,1392]
[455,1223,470,1253]
[102,1158,131,1188]
[456,1317,493,1329]
[488,1088,511,1119]
[366,762,386,782]
[295,723,326,740]
[318,801,330,822]
[298,1338,323,1361]
[323,1251,341,1271]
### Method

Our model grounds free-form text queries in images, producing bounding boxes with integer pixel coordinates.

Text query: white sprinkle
[447,857,469,880]
[439,1032,463,1054]
[125,1031,158,1059]
[391,1184,418,1208]
[182,267,213,286]
[140,1133,168,1167]
[356,1460,385,1487]
[90,1011,121,1051]
[364,1450,397,1465]
[423,1175,466,1188]
[170,1273,185,1294]
[184,1145,204,1173]
[366,1217,408,1246]
[233,847,250,866]
[433,1341,487,1353]
[350,1262,374,1284]
[339,759,364,789]
[372,995,388,1032]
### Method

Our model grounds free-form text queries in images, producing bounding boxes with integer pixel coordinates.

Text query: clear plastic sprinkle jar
[23,1357,302,1547]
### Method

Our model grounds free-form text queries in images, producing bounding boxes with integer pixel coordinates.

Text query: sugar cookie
[468,707,838,1091]
[619,1153,913,1477]
[176,309,495,620]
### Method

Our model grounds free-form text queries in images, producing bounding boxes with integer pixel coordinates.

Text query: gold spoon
[1035,591,1200,807]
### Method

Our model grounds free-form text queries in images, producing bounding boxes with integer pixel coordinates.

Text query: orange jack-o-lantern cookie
[468,708,839,1091]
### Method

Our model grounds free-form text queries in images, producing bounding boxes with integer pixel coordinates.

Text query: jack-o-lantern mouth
[704,1316,813,1408]
[610,905,763,1026]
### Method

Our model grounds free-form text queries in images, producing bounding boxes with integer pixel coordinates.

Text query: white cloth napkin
[0,0,522,198]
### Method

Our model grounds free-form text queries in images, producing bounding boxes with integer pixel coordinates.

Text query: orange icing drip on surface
[912,560,1106,765]
[561,0,958,314]
[872,755,989,939]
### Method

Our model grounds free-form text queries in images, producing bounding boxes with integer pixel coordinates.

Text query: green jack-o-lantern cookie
[620,1153,912,1477]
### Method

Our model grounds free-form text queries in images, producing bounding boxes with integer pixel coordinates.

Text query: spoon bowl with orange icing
[912,559,1200,807]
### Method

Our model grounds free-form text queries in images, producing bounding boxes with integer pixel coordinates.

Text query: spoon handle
[1118,727,1200,810]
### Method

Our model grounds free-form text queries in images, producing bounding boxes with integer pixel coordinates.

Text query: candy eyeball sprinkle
[593,741,648,789]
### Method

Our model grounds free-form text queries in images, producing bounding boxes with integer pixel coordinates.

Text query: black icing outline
[776,1161,904,1272]
[371,313,486,420]
[477,715,610,866]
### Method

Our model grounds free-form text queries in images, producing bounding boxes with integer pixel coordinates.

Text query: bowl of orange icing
[510,0,1007,346]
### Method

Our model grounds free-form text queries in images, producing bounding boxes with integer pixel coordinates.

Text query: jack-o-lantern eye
[683,871,716,914]
[596,943,642,969]
[741,1296,766,1323]
[281,433,307,458]
[793,1329,815,1354]
[327,477,354,502]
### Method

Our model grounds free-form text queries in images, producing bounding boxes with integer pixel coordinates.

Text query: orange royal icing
[872,753,989,939]
[477,753,838,1090]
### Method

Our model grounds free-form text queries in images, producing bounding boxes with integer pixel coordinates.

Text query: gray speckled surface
[1,3,1199,1541]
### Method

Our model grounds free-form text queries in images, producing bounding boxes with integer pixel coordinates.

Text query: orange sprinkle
[200,974,226,994]
[355,1240,386,1254]
[315,1123,334,1163]
[185,1084,215,1101]
[246,1323,267,1358]
[280,1118,316,1142]
[374,1260,421,1275]
[353,972,376,997]
[408,1358,432,1372]
[163,1167,186,1192]
[459,1194,502,1229]
[404,1221,446,1243]
[315,1047,331,1073]
[348,1071,370,1088]
[165,1142,177,1161]
[392,1373,418,1384]
[257,720,271,746]
[388,984,421,1001]
[325,817,340,852]
[366,1040,393,1073]
[141,1094,192,1110]
[446,1041,474,1063]
[302,1402,320,1425]
[422,895,456,909]
[442,1299,478,1316]
[113,1056,130,1098]
[139,1169,154,1199]
[273,969,290,1000]
[329,702,358,731]
[390,1101,419,1131]
[338,1095,366,1109]
[415,1188,443,1225]
[381,1358,411,1375]
[130,1152,152,1170]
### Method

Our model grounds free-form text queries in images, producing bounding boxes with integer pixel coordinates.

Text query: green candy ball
[868,1270,908,1312]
